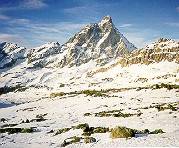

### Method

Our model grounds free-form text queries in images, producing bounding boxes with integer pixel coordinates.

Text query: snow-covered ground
[0,59,179,147]
[0,88,179,147]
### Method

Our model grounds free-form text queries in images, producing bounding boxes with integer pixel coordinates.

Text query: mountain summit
[59,15,136,67]
[28,16,136,68]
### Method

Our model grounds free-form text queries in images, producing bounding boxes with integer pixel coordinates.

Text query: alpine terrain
[0,16,179,147]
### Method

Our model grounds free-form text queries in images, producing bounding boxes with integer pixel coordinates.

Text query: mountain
[59,16,136,67]
[0,17,178,70]
[0,42,26,69]
[27,42,62,68]
[27,16,136,68]
[118,38,179,66]
[27,42,61,63]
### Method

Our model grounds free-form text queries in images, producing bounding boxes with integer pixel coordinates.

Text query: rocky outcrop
[118,38,179,66]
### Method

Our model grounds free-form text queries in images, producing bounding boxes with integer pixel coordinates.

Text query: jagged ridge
[118,38,179,66]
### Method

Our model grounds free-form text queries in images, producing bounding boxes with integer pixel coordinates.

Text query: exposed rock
[27,42,62,67]
[119,38,179,67]
[110,126,135,138]
[56,15,136,67]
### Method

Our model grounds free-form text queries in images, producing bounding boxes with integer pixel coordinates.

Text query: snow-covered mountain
[27,42,63,68]
[27,16,136,68]
[0,42,26,69]
[0,16,179,148]
[27,42,61,63]
[59,16,136,67]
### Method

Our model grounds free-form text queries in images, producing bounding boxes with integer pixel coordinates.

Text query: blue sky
[0,0,178,48]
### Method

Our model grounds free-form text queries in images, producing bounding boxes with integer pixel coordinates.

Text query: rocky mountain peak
[65,16,120,48]
[101,15,112,22]
[99,15,113,27]
[54,16,136,67]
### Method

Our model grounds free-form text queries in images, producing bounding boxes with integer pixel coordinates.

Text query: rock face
[27,16,136,68]
[57,16,136,67]
[27,42,62,68]
[119,38,179,66]
[27,42,61,63]
[0,42,26,69]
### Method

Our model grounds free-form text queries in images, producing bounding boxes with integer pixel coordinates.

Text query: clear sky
[0,0,178,48]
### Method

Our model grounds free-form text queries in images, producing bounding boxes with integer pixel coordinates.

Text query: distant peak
[0,42,7,47]
[38,42,59,49]
[99,15,113,26]
[102,15,112,21]
[157,38,172,43]
[0,42,19,49]
[48,41,60,46]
